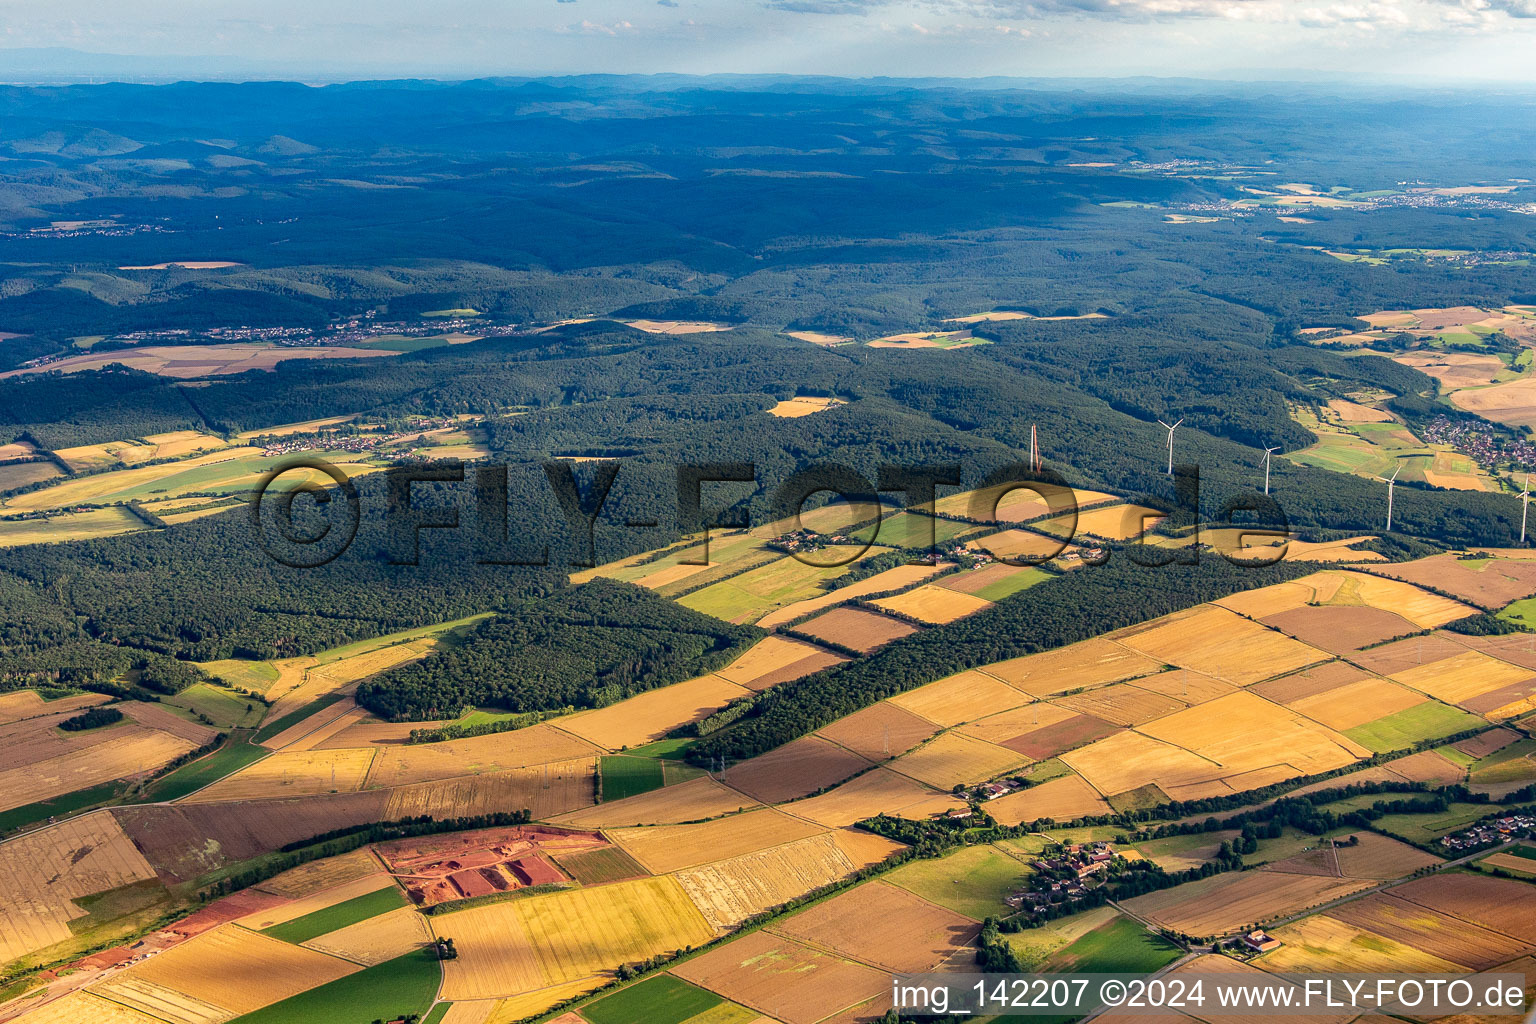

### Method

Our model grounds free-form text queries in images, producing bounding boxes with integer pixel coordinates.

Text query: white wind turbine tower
[1384,464,1401,531]
[1263,447,1279,495]
[1157,418,1183,476]
[1030,423,1041,473]
[1522,473,1531,545]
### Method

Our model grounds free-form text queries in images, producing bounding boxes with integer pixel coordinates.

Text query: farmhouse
[1242,930,1282,953]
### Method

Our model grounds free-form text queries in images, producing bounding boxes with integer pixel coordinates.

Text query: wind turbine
[1157,418,1183,477]
[1522,473,1531,545]
[1263,447,1279,495]
[1384,464,1401,531]
[1030,424,1041,473]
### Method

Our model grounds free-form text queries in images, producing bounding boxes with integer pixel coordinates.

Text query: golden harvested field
[0,507,150,547]
[89,925,360,1024]
[794,606,919,653]
[1388,650,1534,705]
[551,775,758,828]
[887,669,1029,727]
[932,483,1118,523]
[383,762,597,821]
[623,319,732,334]
[1052,683,1185,727]
[3,446,266,513]
[0,706,133,772]
[118,701,219,745]
[722,736,872,804]
[1060,731,1234,803]
[302,904,433,966]
[871,584,991,624]
[1261,913,1462,973]
[675,831,884,929]
[1251,660,1373,704]
[558,676,750,750]
[815,702,938,760]
[182,747,373,802]
[1123,870,1373,937]
[236,874,396,930]
[985,773,1111,826]
[766,397,846,418]
[889,732,1029,790]
[1038,503,1165,541]
[489,982,606,1024]
[1287,677,1426,731]
[673,930,888,1024]
[260,699,363,751]
[265,638,440,723]
[1327,894,1528,969]
[1261,605,1420,654]
[437,876,715,1000]
[363,723,600,788]
[1383,749,1466,785]
[713,636,849,688]
[7,992,168,1024]
[1336,571,1474,628]
[2,342,395,380]
[786,330,854,345]
[254,847,385,898]
[1116,606,1327,684]
[958,702,1081,747]
[0,690,105,725]
[0,811,160,965]
[609,808,825,874]
[784,767,959,827]
[1349,632,1470,676]
[768,881,979,973]
[982,637,1162,695]
[1133,669,1236,705]
[1139,691,1369,776]
[1216,577,1338,619]
[756,563,942,629]
[1452,376,1536,428]
[1367,554,1536,608]
[56,430,229,471]
[0,726,198,813]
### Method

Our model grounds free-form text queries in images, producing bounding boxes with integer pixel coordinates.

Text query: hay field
[675,831,879,929]
[255,848,386,899]
[1123,870,1373,937]
[1453,377,1536,428]
[784,767,960,827]
[721,736,872,804]
[551,776,757,828]
[0,690,105,725]
[1287,677,1427,731]
[89,925,360,1024]
[2,342,395,381]
[1261,914,1462,973]
[436,876,715,1000]
[872,584,991,624]
[985,773,1111,826]
[678,547,883,624]
[558,676,750,750]
[794,607,918,653]
[889,732,1029,790]
[1388,650,1533,705]
[6,992,167,1024]
[1138,691,1369,777]
[260,699,364,751]
[363,723,599,788]
[0,461,62,491]
[0,507,150,547]
[182,747,373,802]
[1052,683,1186,727]
[0,811,160,965]
[0,726,198,812]
[766,397,846,418]
[383,762,597,822]
[54,430,228,471]
[1337,571,1474,628]
[932,483,1118,523]
[1327,894,1527,969]
[1116,606,1327,684]
[302,905,433,966]
[712,636,848,688]
[768,881,979,973]
[756,563,942,628]
[815,702,938,760]
[609,808,825,874]
[887,669,1029,727]
[982,637,1162,695]
[1038,503,1165,541]
[672,930,888,1024]
[1062,730,1239,802]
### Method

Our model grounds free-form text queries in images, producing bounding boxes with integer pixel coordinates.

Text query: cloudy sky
[5,0,1536,82]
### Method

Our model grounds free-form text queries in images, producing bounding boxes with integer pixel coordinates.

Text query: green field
[421,1004,452,1024]
[139,734,270,802]
[1497,597,1536,629]
[198,658,280,691]
[252,693,349,744]
[1373,802,1492,843]
[600,755,667,802]
[581,974,724,1024]
[262,884,409,945]
[887,843,1029,921]
[1470,738,1536,784]
[0,780,124,835]
[1043,915,1182,974]
[677,546,890,622]
[624,737,697,758]
[164,683,265,729]
[968,566,1053,602]
[1344,702,1485,753]
[228,947,440,1024]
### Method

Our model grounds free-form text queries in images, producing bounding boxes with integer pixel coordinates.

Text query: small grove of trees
[59,706,123,731]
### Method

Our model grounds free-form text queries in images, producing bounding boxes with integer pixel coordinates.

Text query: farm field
[1342,700,1485,752]
[783,766,960,827]
[0,506,150,547]
[1,341,397,380]
[1043,915,1183,974]
[672,929,887,1024]
[1115,605,1328,684]
[1367,554,1536,608]
[609,808,824,874]
[755,562,941,628]
[182,747,374,802]
[766,396,845,418]
[887,669,1029,727]
[578,974,731,1024]
[551,775,757,828]
[767,880,979,973]
[300,905,433,966]
[721,735,872,804]
[871,583,992,624]
[885,843,1029,920]
[813,702,938,760]
[558,675,749,750]
[888,731,1029,789]
[711,635,848,689]
[936,562,1052,600]
[224,948,441,1024]
[1036,502,1165,540]
[1122,869,1373,938]
[676,545,886,624]
[793,606,919,652]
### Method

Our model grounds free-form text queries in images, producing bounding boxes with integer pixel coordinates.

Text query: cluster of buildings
[1006,841,1123,911]
[7,221,170,239]
[770,529,852,554]
[1422,415,1536,473]
[255,417,462,458]
[1440,813,1535,853]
